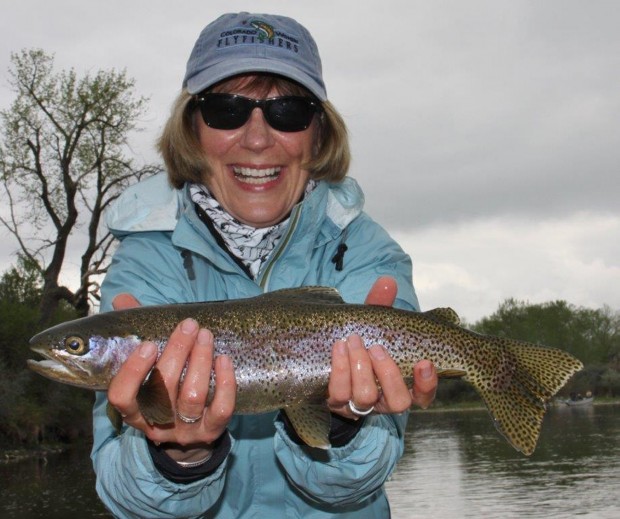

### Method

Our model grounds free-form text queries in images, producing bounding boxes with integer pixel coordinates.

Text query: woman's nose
[239,107,275,151]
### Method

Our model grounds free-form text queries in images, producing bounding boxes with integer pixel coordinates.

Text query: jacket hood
[105,172,365,237]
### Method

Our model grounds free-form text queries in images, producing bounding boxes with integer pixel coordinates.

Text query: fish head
[28,319,142,390]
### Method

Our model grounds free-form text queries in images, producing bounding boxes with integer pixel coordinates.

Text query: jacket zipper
[258,205,302,291]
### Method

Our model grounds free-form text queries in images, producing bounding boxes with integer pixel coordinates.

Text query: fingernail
[334,340,347,356]
[421,363,433,379]
[347,335,363,350]
[139,342,157,358]
[197,328,212,345]
[181,318,198,334]
[218,355,232,369]
[369,345,387,361]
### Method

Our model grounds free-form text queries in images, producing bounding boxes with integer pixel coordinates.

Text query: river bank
[413,395,620,413]
[0,443,70,465]
[3,397,617,465]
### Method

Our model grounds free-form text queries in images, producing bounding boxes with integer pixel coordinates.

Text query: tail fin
[473,339,583,455]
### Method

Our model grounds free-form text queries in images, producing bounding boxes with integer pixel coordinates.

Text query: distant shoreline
[0,444,66,465]
[412,396,620,413]
[3,398,618,464]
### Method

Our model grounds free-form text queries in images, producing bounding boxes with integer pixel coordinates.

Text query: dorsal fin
[260,286,345,305]
[423,307,461,325]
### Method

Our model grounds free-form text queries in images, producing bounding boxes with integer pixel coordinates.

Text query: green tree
[472,299,620,396]
[473,299,620,365]
[600,368,620,397]
[0,256,43,370]
[0,259,91,445]
[0,49,156,323]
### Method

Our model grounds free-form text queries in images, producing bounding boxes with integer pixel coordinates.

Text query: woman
[92,12,437,518]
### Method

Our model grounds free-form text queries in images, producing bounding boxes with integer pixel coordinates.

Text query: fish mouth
[27,358,78,379]
[26,357,90,388]
[28,339,61,367]
[28,340,95,387]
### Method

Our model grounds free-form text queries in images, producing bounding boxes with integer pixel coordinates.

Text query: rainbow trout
[28,287,582,455]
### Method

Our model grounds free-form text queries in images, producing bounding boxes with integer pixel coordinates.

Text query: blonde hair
[157,75,350,189]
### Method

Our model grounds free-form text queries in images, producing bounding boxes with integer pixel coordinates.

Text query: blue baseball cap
[183,12,327,101]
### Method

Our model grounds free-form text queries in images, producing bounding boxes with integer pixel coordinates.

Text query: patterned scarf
[190,181,316,279]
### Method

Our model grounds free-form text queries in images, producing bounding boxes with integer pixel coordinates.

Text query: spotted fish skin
[28,287,583,454]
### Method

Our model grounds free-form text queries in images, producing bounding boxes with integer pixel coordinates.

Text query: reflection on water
[1,405,618,518]
[386,404,620,519]
[0,446,110,519]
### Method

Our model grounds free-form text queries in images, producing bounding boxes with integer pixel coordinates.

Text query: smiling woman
[90,11,439,519]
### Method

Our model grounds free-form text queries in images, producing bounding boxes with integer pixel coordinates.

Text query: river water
[386,403,620,518]
[1,404,618,518]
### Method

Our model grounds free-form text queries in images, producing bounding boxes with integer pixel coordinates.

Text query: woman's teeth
[233,166,281,185]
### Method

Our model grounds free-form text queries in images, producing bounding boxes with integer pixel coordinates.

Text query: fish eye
[64,336,88,355]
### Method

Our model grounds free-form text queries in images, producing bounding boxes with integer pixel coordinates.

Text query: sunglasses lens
[265,97,317,132]
[198,94,250,130]
[198,94,319,132]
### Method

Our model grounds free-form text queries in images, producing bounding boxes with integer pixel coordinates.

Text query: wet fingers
[203,355,236,433]
[410,360,437,409]
[157,319,200,387]
[175,328,214,426]
[327,340,351,410]
[108,341,158,426]
[368,345,412,413]
[347,335,380,412]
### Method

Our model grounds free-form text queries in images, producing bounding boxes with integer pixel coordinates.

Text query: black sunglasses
[195,93,321,132]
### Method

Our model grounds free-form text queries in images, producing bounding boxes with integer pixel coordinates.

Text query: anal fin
[283,403,332,449]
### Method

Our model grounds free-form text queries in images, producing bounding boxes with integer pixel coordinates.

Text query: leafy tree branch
[0,49,157,322]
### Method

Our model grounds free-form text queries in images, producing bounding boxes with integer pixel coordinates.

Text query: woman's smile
[231,165,282,186]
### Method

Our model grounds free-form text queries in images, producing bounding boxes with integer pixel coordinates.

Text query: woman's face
[196,76,317,228]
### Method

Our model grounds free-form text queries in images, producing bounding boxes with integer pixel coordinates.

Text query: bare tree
[0,49,157,322]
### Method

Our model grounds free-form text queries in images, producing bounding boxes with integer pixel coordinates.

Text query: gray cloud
[322,2,620,230]
[1,0,618,317]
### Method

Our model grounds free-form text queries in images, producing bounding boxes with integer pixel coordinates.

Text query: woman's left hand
[327,276,438,419]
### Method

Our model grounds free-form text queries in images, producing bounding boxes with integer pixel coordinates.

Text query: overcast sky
[1,0,619,322]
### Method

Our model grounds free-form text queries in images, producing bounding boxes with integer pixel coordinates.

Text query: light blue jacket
[92,172,419,518]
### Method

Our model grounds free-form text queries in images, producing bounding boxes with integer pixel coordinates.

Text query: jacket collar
[107,172,364,235]
[105,172,365,267]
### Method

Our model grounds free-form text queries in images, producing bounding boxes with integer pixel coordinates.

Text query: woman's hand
[107,294,236,464]
[327,276,438,419]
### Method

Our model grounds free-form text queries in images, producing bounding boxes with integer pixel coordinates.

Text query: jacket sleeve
[91,234,229,518]
[273,213,417,506]
[91,393,231,518]
[274,413,407,506]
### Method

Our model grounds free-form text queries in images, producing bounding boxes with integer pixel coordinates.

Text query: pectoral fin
[283,403,332,449]
[436,368,467,378]
[106,402,124,434]
[136,367,175,425]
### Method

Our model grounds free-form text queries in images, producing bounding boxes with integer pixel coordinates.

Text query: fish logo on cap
[250,20,275,41]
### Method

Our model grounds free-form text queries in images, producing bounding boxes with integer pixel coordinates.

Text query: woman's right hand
[107,294,237,465]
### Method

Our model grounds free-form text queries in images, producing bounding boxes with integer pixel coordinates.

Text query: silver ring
[348,400,375,417]
[176,410,203,424]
